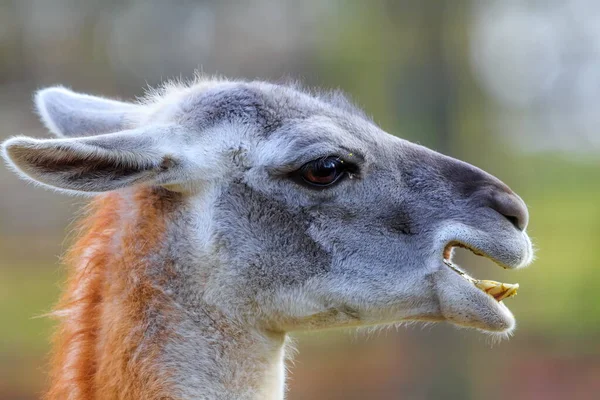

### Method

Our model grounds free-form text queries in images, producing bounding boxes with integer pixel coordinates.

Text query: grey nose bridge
[436,154,529,231]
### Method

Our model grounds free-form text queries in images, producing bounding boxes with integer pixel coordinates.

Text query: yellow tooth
[496,284,519,301]
[489,285,507,296]
[443,260,520,301]
[474,280,519,301]
[474,280,501,292]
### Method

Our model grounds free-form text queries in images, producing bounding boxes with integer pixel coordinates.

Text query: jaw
[426,224,534,334]
[270,224,533,336]
[431,266,516,333]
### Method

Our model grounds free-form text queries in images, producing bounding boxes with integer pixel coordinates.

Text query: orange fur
[46,187,182,400]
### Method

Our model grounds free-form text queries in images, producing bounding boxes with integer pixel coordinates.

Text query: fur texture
[1,76,534,399]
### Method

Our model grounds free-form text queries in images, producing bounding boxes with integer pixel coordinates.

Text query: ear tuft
[34,86,140,138]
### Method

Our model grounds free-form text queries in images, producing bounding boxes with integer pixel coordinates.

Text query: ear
[1,125,187,193]
[35,86,141,137]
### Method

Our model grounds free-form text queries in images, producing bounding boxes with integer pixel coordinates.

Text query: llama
[2,77,534,399]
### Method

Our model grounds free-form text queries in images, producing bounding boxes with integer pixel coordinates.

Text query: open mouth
[442,242,519,302]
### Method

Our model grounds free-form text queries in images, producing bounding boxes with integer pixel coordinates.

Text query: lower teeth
[443,259,519,302]
[474,280,519,301]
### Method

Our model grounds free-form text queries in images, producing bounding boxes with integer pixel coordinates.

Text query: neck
[167,309,288,399]
[46,188,287,400]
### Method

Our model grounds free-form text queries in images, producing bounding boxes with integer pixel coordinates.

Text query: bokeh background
[0,1,599,399]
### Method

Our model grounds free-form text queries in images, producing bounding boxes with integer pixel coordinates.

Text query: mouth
[442,242,520,302]
[429,222,532,333]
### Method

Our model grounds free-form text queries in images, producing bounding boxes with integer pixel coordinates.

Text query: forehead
[145,79,396,161]
[153,80,371,131]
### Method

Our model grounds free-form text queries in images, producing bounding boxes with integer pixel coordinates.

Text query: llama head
[2,79,534,336]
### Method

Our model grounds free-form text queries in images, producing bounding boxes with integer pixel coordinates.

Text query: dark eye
[299,156,347,186]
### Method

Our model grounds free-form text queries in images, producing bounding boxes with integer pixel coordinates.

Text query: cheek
[212,181,333,288]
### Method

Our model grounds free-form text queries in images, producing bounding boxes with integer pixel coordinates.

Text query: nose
[488,190,529,231]
[437,156,529,231]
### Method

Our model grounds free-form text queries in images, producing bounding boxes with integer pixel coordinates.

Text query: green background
[0,1,598,399]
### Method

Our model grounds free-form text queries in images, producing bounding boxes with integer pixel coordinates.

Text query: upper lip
[442,241,520,302]
[443,240,509,269]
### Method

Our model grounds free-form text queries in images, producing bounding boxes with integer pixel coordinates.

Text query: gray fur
[35,86,139,137]
[1,78,534,399]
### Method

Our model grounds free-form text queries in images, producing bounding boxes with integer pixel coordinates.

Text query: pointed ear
[35,86,141,138]
[2,125,187,193]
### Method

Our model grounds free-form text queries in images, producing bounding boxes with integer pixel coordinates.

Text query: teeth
[443,259,519,302]
[474,280,519,302]
[496,284,519,301]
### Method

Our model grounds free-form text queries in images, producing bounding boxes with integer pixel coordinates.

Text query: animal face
[1,78,534,336]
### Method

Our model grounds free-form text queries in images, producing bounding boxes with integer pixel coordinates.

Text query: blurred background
[0,0,599,399]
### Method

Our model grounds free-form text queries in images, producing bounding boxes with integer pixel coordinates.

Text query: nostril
[489,190,529,231]
[504,215,521,231]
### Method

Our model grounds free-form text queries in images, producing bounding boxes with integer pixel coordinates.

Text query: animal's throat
[442,244,519,302]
